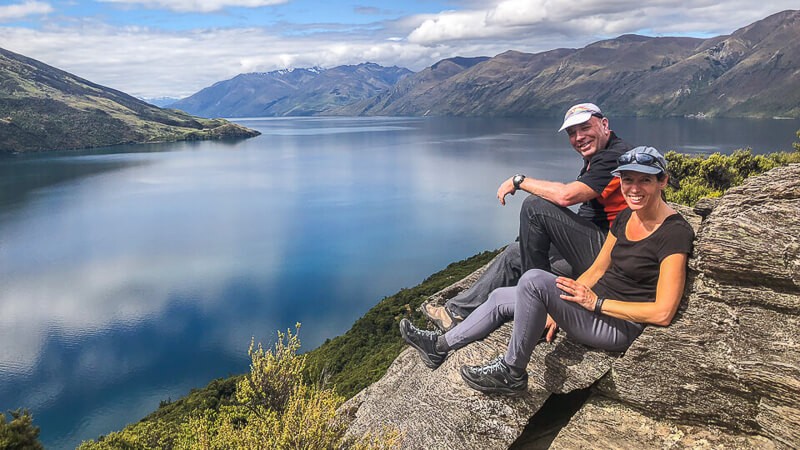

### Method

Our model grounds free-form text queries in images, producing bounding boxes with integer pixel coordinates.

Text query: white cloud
[0,24,446,97]
[0,2,797,98]
[0,1,53,21]
[407,0,800,44]
[98,0,291,13]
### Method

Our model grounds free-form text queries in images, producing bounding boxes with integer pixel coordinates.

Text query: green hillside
[0,47,259,153]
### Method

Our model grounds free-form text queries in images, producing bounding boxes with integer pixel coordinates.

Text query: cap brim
[558,112,592,132]
[612,163,664,177]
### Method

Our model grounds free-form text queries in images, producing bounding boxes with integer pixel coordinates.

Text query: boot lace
[410,323,441,338]
[473,355,506,375]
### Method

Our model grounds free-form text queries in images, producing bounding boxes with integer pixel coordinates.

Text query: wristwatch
[512,174,526,189]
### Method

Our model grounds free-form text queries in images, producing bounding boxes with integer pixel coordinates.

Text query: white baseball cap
[558,103,603,132]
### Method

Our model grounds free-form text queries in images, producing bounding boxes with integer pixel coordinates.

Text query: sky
[0,0,797,99]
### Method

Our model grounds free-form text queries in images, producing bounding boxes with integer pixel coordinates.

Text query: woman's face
[619,170,667,210]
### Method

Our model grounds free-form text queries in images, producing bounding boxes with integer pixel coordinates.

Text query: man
[423,103,633,333]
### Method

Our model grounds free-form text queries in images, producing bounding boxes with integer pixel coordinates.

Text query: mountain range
[0,48,259,153]
[168,63,412,118]
[337,9,800,118]
[172,9,799,119]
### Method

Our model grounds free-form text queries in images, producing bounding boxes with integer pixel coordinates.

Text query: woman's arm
[557,252,689,326]
[602,253,688,325]
[575,231,616,289]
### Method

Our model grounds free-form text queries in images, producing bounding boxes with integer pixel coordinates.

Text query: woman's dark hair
[660,167,681,201]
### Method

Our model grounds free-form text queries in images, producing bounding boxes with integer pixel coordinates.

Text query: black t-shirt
[576,132,634,230]
[593,208,695,303]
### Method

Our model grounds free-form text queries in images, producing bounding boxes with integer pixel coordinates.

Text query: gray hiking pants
[444,269,645,369]
[446,195,606,318]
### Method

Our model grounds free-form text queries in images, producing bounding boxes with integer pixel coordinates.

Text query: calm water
[1,116,798,448]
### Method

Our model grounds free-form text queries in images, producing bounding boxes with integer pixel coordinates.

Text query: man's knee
[500,242,521,262]
[520,194,550,220]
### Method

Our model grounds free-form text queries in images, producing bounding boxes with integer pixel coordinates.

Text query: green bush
[0,409,44,450]
[794,128,800,152]
[665,146,800,206]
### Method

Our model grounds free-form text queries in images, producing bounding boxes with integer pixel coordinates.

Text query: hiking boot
[460,356,527,396]
[399,318,447,369]
[421,303,464,332]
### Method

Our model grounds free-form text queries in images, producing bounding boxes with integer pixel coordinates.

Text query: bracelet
[594,297,605,314]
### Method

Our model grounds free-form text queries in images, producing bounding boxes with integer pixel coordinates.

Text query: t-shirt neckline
[623,210,680,243]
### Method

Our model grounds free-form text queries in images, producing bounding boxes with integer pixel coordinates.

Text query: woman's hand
[556,276,598,311]
[544,314,558,342]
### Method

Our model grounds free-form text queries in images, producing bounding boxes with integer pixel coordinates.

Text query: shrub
[794,127,800,152]
[664,146,800,206]
[0,409,44,450]
[237,329,306,415]
[173,326,400,449]
[79,326,402,449]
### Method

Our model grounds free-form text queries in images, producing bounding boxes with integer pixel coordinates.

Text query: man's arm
[497,176,598,207]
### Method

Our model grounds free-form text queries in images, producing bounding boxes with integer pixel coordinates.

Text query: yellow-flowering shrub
[81,325,400,449]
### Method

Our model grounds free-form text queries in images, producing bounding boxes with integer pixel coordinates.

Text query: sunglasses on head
[618,153,662,169]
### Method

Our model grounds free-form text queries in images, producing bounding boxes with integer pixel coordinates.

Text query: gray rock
[692,196,721,218]
[691,164,800,292]
[550,395,777,449]
[597,289,800,438]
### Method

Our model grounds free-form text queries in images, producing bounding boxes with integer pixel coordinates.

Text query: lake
[1,116,798,448]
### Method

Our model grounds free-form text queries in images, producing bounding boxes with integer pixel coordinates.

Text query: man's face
[566,116,610,159]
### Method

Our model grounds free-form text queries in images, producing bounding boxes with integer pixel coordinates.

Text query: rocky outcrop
[550,396,777,449]
[341,164,800,449]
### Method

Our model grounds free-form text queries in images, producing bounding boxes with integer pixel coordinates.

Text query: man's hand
[497,177,517,205]
[544,314,558,342]
[556,276,598,311]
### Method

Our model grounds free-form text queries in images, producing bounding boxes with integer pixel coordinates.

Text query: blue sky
[0,1,797,98]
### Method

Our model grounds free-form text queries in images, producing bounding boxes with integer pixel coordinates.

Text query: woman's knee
[519,268,554,286]
[486,287,515,320]
[517,269,555,301]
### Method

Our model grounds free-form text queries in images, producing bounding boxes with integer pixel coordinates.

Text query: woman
[399,146,694,395]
